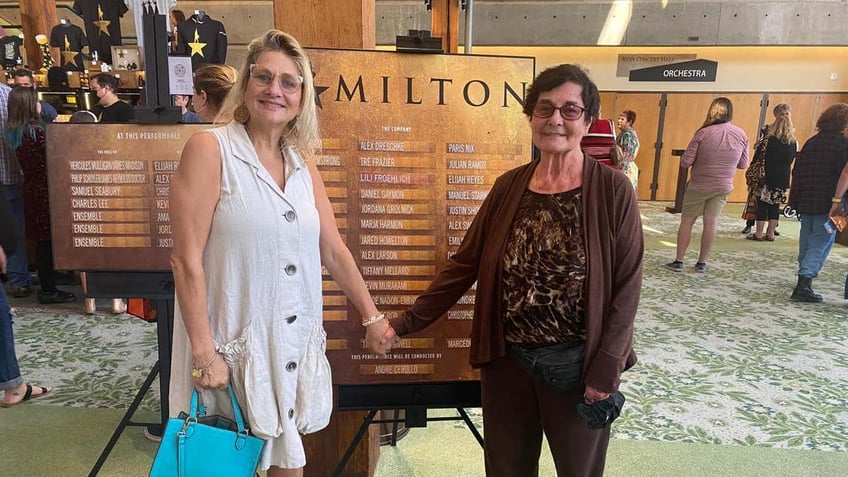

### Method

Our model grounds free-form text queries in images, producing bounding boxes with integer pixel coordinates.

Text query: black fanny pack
[508,341,584,392]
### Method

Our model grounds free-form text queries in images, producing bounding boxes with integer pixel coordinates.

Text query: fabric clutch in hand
[576,391,626,429]
[148,384,265,477]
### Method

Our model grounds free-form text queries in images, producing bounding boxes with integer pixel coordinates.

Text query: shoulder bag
[148,384,265,477]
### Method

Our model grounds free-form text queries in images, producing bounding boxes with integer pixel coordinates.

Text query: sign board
[168,56,194,96]
[47,49,534,385]
[307,48,534,384]
[616,53,696,77]
[48,124,208,271]
[629,59,718,82]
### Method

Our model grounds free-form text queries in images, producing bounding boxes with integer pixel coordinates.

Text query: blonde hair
[700,97,733,129]
[194,64,237,117]
[767,115,796,145]
[218,30,320,157]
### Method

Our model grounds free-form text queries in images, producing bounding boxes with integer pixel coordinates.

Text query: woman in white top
[169,30,388,476]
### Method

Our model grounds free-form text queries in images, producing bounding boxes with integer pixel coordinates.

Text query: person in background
[4,87,75,304]
[666,97,749,273]
[614,109,640,191]
[375,64,642,476]
[12,69,58,123]
[745,113,796,241]
[580,115,616,167]
[742,103,792,235]
[90,73,133,123]
[169,30,382,476]
[191,63,238,122]
[174,94,201,123]
[1,187,53,407]
[67,110,127,314]
[787,103,848,302]
[169,9,186,53]
[0,83,32,298]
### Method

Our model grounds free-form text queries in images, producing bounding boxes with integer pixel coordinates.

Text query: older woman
[666,97,748,273]
[169,30,381,476]
[746,114,796,241]
[369,64,643,476]
[788,103,848,302]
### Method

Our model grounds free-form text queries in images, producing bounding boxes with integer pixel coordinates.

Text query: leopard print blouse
[502,188,587,345]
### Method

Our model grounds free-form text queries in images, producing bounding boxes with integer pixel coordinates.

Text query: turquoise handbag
[148,385,265,477]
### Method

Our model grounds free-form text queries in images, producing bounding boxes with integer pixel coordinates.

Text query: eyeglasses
[249,64,303,93]
[532,103,586,121]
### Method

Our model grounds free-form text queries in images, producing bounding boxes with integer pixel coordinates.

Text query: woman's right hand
[194,352,230,391]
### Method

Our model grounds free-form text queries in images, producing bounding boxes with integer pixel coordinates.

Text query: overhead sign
[616,53,696,77]
[629,59,718,82]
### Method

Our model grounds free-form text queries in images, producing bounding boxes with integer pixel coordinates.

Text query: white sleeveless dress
[169,121,324,469]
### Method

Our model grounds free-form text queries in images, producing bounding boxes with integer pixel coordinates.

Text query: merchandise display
[175,11,227,70]
[0,34,23,69]
[49,19,88,71]
[72,0,128,64]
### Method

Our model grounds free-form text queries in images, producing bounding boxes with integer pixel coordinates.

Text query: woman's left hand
[583,385,610,404]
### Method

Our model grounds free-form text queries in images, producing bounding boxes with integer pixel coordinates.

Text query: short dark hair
[523,64,600,126]
[815,103,848,134]
[13,69,34,82]
[69,110,98,123]
[621,110,636,126]
[92,72,119,91]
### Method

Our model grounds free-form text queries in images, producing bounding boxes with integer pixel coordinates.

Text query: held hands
[364,318,402,356]
[583,384,611,404]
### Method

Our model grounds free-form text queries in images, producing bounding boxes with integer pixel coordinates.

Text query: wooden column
[430,0,460,53]
[19,0,60,70]
[273,0,375,48]
[270,4,378,476]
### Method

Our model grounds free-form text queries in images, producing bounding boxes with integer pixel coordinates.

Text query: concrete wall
[0,1,844,91]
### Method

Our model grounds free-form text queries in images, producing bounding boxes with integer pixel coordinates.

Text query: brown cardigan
[389,156,643,393]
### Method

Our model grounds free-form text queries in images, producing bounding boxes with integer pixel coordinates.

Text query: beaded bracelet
[361,313,385,327]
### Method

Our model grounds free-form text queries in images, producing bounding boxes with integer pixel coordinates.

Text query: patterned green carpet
[2,201,847,476]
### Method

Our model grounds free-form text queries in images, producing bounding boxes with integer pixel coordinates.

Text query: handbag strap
[178,431,187,477]
[189,384,249,433]
[226,384,249,433]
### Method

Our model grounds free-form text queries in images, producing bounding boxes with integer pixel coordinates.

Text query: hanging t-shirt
[72,0,128,64]
[124,0,176,48]
[49,23,88,71]
[176,15,227,70]
[0,36,23,68]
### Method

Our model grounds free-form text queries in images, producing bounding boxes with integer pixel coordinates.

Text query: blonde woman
[666,97,749,273]
[746,115,796,241]
[191,63,237,122]
[169,30,382,476]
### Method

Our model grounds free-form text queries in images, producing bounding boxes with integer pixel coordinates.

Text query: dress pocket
[294,323,333,434]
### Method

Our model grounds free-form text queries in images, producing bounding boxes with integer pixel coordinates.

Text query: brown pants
[480,356,611,477]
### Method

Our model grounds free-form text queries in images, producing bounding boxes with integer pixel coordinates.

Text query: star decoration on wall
[187,29,206,57]
[93,4,111,35]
